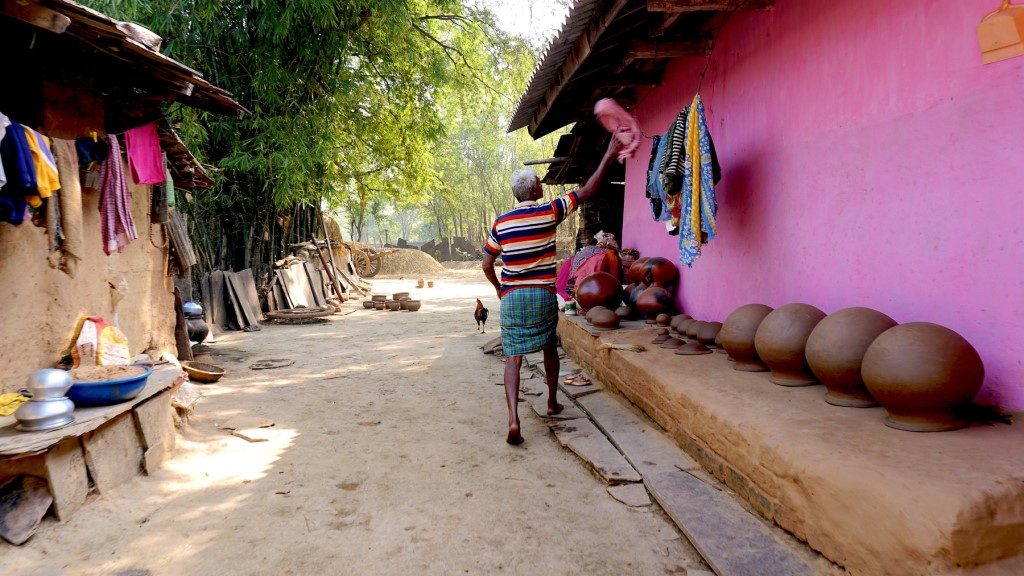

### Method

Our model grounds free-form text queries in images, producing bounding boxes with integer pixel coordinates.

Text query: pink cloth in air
[123,122,165,185]
[594,98,641,162]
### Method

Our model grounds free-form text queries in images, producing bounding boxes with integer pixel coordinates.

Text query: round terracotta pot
[714,329,728,354]
[636,285,673,322]
[720,304,774,372]
[625,283,646,309]
[626,257,650,285]
[670,314,691,332]
[686,320,704,340]
[656,313,671,327]
[576,272,623,313]
[405,300,422,312]
[591,308,621,330]
[660,337,686,349]
[652,327,670,344]
[806,307,896,407]
[371,294,387,302]
[641,257,680,291]
[374,301,386,310]
[676,318,696,340]
[585,306,611,325]
[362,300,374,309]
[392,292,410,301]
[386,300,402,311]
[698,322,723,347]
[615,305,632,318]
[862,322,984,432]
[754,303,827,386]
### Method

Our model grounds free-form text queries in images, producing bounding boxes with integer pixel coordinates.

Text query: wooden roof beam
[528,0,632,137]
[2,0,71,33]
[628,39,710,59]
[647,0,772,12]
[652,11,685,37]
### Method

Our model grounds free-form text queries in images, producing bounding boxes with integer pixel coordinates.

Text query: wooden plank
[647,0,772,12]
[237,269,264,319]
[225,272,258,329]
[304,262,326,306]
[221,273,244,330]
[645,470,817,576]
[549,418,642,484]
[1,0,71,33]
[210,270,228,329]
[0,367,183,457]
[280,264,314,308]
[626,39,709,59]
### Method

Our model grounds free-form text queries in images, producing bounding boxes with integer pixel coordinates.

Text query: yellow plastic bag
[67,316,131,367]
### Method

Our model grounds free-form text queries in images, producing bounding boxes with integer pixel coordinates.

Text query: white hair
[510,168,539,201]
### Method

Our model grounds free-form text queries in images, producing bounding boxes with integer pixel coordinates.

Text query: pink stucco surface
[622,0,1024,408]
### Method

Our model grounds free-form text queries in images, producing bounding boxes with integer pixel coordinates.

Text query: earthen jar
[392,292,410,301]
[626,257,650,285]
[714,330,728,354]
[374,301,386,310]
[686,320,704,340]
[615,305,632,318]
[670,314,691,334]
[386,300,402,311]
[652,327,670,344]
[675,339,711,355]
[754,303,826,386]
[720,304,774,372]
[806,307,896,407]
[676,318,696,340]
[585,305,611,324]
[656,313,671,326]
[642,256,680,291]
[576,272,623,313]
[625,283,646,309]
[590,308,621,330]
[660,337,686,349]
[636,285,673,323]
[862,322,984,432]
[371,294,387,302]
[698,322,723,347]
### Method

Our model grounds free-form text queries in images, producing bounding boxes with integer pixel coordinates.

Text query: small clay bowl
[374,301,386,310]
[362,301,374,309]
[386,301,402,311]
[182,361,225,384]
[371,294,387,302]
[393,292,410,301]
[405,300,422,312]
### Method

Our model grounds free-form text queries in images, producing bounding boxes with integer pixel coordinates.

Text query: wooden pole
[310,234,346,303]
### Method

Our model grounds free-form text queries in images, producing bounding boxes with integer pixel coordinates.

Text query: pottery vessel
[652,327,670,344]
[626,257,650,285]
[720,304,774,372]
[405,300,422,312]
[636,285,673,323]
[362,300,374,309]
[670,314,691,334]
[656,313,671,327]
[660,337,686,349]
[374,301,386,310]
[676,318,696,339]
[714,329,728,354]
[754,303,826,386]
[590,308,621,330]
[698,322,723,347]
[806,307,897,407]
[615,305,632,318]
[861,322,984,432]
[575,272,623,313]
[585,306,611,324]
[675,339,712,355]
[685,320,704,340]
[641,256,680,291]
[393,292,410,301]
[427,281,434,288]
[386,300,402,311]
[371,294,387,302]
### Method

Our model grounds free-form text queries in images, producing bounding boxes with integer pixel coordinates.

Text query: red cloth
[595,98,641,162]
[124,122,165,185]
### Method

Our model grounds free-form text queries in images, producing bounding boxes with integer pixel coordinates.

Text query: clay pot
[590,308,621,330]
[806,307,897,408]
[720,304,774,372]
[676,318,696,339]
[642,256,680,291]
[392,292,410,301]
[754,303,827,386]
[656,313,671,327]
[862,323,984,432]
[652,327,670,344]
[585,305,611,324]
[576,272,623,313]
[386,300,402,311]
[626,257,650,285]
[698,322,723,347]
[685,320,703,340]
[636,285,673,322]
[714,329,728,354]
[362,300,374,309]
[669,314,691,333]
[371,294,387,302]
[427,281,434,288]
[615,305,632,318]
[405,300,422,312]
[660,337,686,349]
[374,301,386,310]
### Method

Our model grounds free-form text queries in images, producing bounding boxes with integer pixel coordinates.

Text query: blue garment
[649,128,672,222]
[500,287,558,356]
[0,120,37,224]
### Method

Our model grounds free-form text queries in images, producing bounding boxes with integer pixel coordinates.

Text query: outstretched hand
[605,135,624,160]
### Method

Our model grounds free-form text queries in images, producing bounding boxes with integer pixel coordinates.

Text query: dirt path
[8,276,706,576]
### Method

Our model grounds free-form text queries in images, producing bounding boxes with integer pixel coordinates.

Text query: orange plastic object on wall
[979,0,1024,64]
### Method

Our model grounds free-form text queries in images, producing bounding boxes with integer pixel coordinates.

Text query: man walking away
[482,138,621,444]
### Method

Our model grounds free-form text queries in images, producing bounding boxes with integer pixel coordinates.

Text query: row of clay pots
[363,296,422,311]
[715,303,983,432]
[654,315,724,356]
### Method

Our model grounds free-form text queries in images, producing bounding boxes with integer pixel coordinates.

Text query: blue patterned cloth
[500,288,558,356]
[646,129,672,222]
[679,94,718,267]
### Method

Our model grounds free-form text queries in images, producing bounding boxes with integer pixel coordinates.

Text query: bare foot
[547,401,564,416]
[507,420,524,445]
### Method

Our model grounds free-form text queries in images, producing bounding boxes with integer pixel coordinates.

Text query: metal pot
[16,369,75,432]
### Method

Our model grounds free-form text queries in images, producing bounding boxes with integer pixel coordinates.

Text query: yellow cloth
[0,393,29,417]
[685,98,702,243]
[22,126,60,208]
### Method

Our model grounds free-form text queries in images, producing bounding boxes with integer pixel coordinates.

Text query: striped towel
[98,135,138,255]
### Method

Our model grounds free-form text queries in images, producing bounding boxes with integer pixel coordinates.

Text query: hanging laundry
[45,191,63,268]
[22,126,60,209]
[0,113,9,189]
[594,98,641,162]
[52,139,84,277]
[0,120,37,224]
[164,153,176,207]
[98,135,138,255]
[151,154,169,224]
[678,94,719,267]
[123,122,165,185]
[646,129,672,222]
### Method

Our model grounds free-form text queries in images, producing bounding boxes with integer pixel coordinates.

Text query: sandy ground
[8,275,706,576]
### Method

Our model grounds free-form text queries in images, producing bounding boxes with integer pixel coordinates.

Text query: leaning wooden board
[0,367,185,458]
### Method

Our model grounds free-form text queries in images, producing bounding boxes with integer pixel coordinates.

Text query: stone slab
[607,483,651,507]
[550,418,641,484]
[558,316,1024,576]
[0,475,52,545]
[559,380,603,399]
[132,392,176,475]
[44,437,88,520]
[577,391,700,476]
[528,389,585,421]
[646,469,816,576]
[82,413,143,493]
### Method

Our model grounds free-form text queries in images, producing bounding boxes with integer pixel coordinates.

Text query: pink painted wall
[622,0,1024,409]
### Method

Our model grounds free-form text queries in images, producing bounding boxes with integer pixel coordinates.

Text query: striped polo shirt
[484,192,579,296]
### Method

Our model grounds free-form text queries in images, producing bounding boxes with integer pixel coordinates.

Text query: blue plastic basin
[68,366,152,407]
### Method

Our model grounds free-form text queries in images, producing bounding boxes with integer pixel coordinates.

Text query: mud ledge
[558,314,1024,576]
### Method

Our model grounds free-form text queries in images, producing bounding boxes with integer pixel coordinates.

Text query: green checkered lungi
[500,287,558,357]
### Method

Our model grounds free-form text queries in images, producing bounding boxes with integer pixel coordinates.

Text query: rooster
[474,299,489,333]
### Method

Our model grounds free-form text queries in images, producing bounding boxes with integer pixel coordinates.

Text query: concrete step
[549,417,642,484]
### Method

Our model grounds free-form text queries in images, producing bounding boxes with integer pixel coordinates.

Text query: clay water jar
[642,256,680,291]
[626,257,650,285]
[585,306,611,324]
[806,307,897,407]
[754,303,826,386]
[669,314,691,334]
[386,300,402,311]
[371,294,387,302]
[698,322,723,347]
[656,313,671,327]
[660,337,686,349]
[652,328,670,344]
[591,308,621,330]
[405,300,422,312]
[615,305,632,318]
[392,292,410,301]
[676,318,696,340]
[636,285,673,323]
[576,272,623,313]
[362,300,374,309]
[714,329,729,354]
[685,320,703,340]
[862,322,984,432]
[720,304,774,372]
[374,301,386,310]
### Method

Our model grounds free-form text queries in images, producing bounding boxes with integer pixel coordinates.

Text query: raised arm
[575,137,623,203]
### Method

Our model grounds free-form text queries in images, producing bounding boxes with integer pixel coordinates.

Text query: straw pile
[377,249,448,277]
